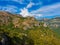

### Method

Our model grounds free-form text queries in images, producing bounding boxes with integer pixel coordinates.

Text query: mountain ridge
[0,11,60,45]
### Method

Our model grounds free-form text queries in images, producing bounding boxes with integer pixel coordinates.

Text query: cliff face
[0,11,60,45]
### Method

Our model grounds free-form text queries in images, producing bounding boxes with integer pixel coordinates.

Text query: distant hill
[0,11,60,45]
[48,17,60,39]
[48,17,60,28]
[41,17,60,39]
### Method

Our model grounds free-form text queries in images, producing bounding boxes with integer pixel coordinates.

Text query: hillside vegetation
[0,11,60,45]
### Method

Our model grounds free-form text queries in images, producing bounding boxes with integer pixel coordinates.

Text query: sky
[0,0,60,19]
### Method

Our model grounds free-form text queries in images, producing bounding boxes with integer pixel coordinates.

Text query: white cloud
[13,0,24,4]
[19,1,60,18]
[31,3,60,13]
[19,1,43,17]
[20,8,42,17]
[26,2,35,8]
[0,5,18,13]
[20,8,32,17]
[31,3,60,17]
[19,1,35,17]
[32,14,42,17]
[0,0,25,4]
[26,2,42,8]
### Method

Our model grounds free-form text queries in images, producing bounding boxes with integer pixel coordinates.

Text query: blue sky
[0,0,60,19]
